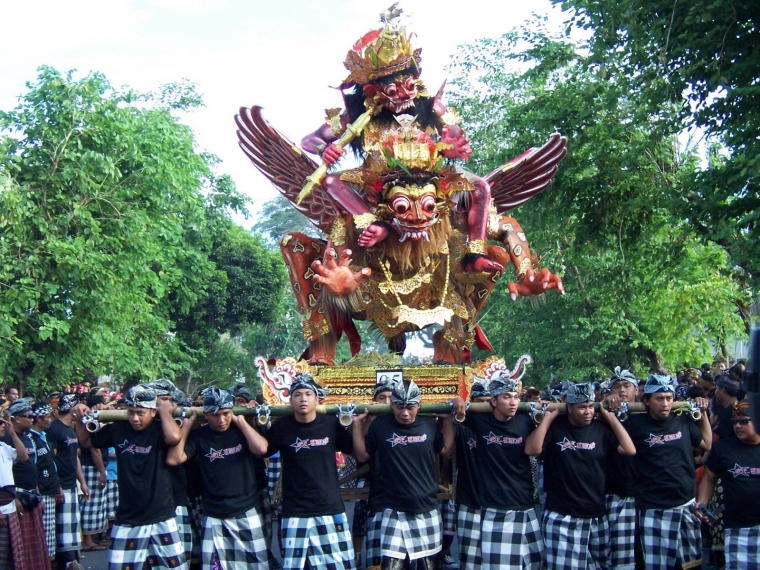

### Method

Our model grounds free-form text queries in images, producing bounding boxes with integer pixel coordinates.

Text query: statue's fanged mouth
[392,215,438,242]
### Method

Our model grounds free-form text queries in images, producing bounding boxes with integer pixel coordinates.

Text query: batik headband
[373,375,395,398]
[469,379,490,400]
[609,367,637,387]
[202,387,235,414]
[489,376,521,397]
[733,400,751,418]
[171,389,193,407]
[8,398,33,416]
[290,373,328,402]
[564,382,596,404]
[390,379,421,406]
[57,394,79,414]
[644,374,675,394]
[124,385,157,409]
[145,378,176,397]
[31,402,53,418]
[231,384,252,402]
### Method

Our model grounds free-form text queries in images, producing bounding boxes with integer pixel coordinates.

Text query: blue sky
[1,0,558,227]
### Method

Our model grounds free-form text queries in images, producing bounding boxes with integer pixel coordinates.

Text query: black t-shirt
[169,464,188,508]
[713,405,735,442]
[366,452,384,512]
[1,432,38,490]
[453,422,480,508]
[79,446,109,469]
[705,436,760,528]
[185,424,258,518]
[266,414,352,517]
[90,421,175,525]
[543,415,619,517]
[29,430,59,495]
[605,450,636,497]
[47,419,79,489]
[626,412,703,510]
[467,412,536,510]
[365,415,444,514]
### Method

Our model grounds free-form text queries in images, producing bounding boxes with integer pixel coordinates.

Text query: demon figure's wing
[486,133,567,213]
[236,106,339,233]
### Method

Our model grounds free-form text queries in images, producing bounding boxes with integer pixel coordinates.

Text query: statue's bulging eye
[420,195,436,213]
[392,196,410,214]
[404,77,416,92]
[384,84,398,98]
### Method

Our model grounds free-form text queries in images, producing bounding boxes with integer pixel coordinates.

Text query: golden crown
[342,5,421,87]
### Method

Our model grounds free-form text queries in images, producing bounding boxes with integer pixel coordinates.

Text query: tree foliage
[447,23,748,382]
[0,67,285,392]
[556,0,760,292]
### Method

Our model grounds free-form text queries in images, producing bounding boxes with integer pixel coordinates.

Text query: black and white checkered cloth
[55,488,81,553]
[187,495,204,559]
[266,455,281,502]
[80,464,108,534]
[42,494,56,559]
[439,499,456,535]
[542,509,609,570]
[109,516,188,569]
[725,525,760,570]
[105,480,119,520]
[456,504,481,570]
[365,511,383,570]
[606,494,636,570]
[638,500,702,570]
[201,505,268,569]
[481,507,543,570]
[175,505,193,561]
[281,513,355,570]
[381,507,442,561]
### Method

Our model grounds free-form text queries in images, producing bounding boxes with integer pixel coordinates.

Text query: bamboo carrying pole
[81,401,699,432]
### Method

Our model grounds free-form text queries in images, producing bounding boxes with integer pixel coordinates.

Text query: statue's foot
[461,254,504,273]
[307,355,335,366]
[357,223,389,248]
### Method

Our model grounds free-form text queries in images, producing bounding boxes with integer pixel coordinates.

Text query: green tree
[556,0,760,302]
[0,67,282,393]
[448,25,748,381]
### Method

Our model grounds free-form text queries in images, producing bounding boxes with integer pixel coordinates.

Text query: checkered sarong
[482,507,543,570]
[542,509,609,570]
[606,494,636,570]
[105,480,119,520]
[0,510,25,569]
[42,494,56,558]
[439,499,456,535]
[17,494,50,570]
[725,525,760,570]
[109,516,188,569]
[80,464,108,534]
[638,500,702,570]
[365,511,383,570]
[456,504,481,570]
[201,506,268,569]
[55,488,81,552]
[187,495,203,559]
[175,506,193,561]
[281,513,355,570]
[381,508,442,561]
[266,455,281,502]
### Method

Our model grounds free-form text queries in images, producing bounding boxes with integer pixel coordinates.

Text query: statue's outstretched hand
[312,248,371,296]
[507,268,564,300]
[440,125,472,161]
[357,223,389,248]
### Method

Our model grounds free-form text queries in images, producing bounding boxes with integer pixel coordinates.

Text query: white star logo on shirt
[557,437,578,451]
[117,440,133,453]
[728,463,751,477]
[467,437,477,450]
[644,433,665,447]
[290,438,311,452]
[205,448,225,462]
[386,433,408,447]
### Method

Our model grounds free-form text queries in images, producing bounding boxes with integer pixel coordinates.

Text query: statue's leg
[279,233,337,364]
[458,173,491,244]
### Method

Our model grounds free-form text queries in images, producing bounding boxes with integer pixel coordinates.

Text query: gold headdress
[342,4,422,87]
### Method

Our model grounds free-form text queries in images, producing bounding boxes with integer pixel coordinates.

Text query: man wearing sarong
[525,382,635,570]
[0,409,29,568]
[353,379,454,570]
[168,387,270,569]
[74,385,189,570]
[451,375,544,569]
[48,393,88,570]
[30,400,61,562]
[265,373,356,570]
[697,400,760,570]
[2,398,49,568]
[626,374,711,570]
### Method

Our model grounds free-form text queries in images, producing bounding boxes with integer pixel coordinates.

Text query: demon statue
[236,5,566,365]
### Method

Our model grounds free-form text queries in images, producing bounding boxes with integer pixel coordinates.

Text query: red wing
[485,133,567,213]
[235,106,339,233]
